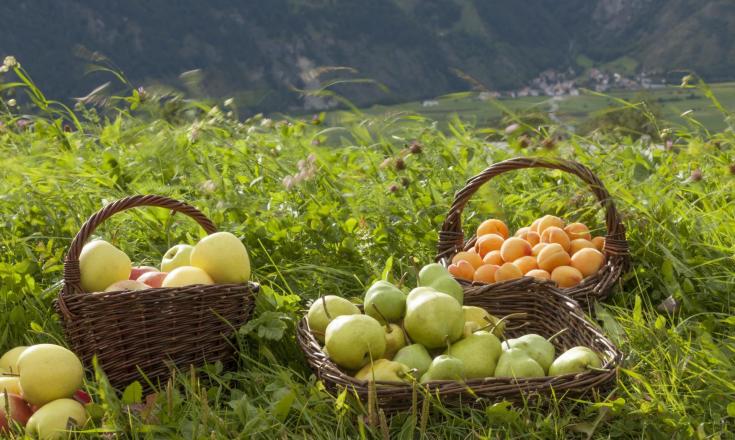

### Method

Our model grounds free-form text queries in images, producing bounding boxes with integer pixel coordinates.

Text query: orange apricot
[570,239,595,255]
[551,266,584,288]
[517,230,540,246]
[494,262,523,282]
[540,226,571,252]
[525,269,551,281]
[482,250,504,266]
[571,248,605,277]
[515,227,531,237]
[530,218,542,233]
[513,256,538,274]
[448,260,475,281]
[564,222,591,240]
[591,236,606,252]
[537,215,565,234]
[473,264,499,284]
[500,237,533,262]
[452,250,483,269]
[531,243,548,256]
[477,219,509,239]
[537,243,572,272]
[475,234,505,257]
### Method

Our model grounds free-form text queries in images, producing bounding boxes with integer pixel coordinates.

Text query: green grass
[1,63,735,439]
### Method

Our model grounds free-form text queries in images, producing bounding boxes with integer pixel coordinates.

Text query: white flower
[3,56,18,68]
[0,65,8,73]
[7,99,16,107]
[224,98,234,107]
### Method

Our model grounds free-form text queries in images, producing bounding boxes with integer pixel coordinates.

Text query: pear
[404,289,464,349]
[502,334,556,373]
[548,346,603,376]
[364,280,406,324]
[392,344,433,378]
[383,323,408,359]
[325,315,386,370]
[445,331,502,379]
[354,359,410,384]
[406,286,437,305]
[463,321,481,338]
[418,263,463,305]
[462,306,505,337]
[494,348,545,378]
[419,355,465,383]
[307,295,360,343]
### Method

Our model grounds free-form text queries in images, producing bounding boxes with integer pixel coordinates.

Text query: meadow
[1,62,734,439]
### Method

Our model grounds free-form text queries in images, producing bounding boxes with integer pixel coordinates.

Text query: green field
[1,64,735,439]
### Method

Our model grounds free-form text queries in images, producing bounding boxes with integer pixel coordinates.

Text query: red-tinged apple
[79,240,131,292]
[103,280,150,292]
[72,390,91,406]
[17,344,84,406]
[0,377,22,395]
[25,398,87,439]
[0,346,27,374]
[129,266,157,280]
[0,392,33,432]
[190,232,251,283]
[136,271,168,288]
[161,266,214,287]
[161,244,194,273]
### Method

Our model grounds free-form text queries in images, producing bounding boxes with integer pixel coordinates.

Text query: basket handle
[60,195,217,300]
[436,157,628,262]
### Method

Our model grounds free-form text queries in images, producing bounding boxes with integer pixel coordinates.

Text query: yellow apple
[103,280,150,292]
[0,377,22,395]
[17,344,84,406]
[161,244,194,273]
[25,398,87,440]
[79,240,131,292]
[0,346,27,374]
[190,232,250,283]
[161,266,214,287]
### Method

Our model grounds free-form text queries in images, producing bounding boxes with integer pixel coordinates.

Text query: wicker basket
[436,157,630,307]
[297,279,622,413]
[56,195,258,390]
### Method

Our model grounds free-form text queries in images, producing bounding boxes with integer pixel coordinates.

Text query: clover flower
[3,56,18,68]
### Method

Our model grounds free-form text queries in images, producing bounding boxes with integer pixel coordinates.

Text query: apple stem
[547,328,569,343]
[321,295,332,320]
[371,304,392,331]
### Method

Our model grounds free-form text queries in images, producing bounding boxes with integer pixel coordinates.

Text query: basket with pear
[297,263,622,412]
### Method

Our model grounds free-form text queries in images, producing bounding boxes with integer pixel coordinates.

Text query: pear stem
[547,327,569,343]
[444,335,452,352]
[371,304,392,331]
[321,295,332,320]
[0,373,19,377]
[477,312,527,334]
[397,272,408,289]
[586,366,609,373]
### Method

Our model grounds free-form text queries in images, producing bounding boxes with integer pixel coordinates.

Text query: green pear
[354,359,410,384]
[418,263,463,305]
[502,334,556,373]
[548,346,603,376]
[406,286,437,305]
[463,321,481,338]
[462,306,505,337]
[364,280,406,324]
[383,323,408,359]
[307,295,360,343]
[404,289,464,349]
[494,348,545,378]
[325,315,386,370]
[420,355,465,383]
[445,331,502,379]
[392,344,433,378]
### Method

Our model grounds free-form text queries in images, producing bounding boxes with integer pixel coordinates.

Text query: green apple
[17,344,84,406]
[79,240,131,292]
[418,263,463,305]
[419,355,465,383]
[404,289,464,349]
[0,346,27,374]
[306,295,360,343]
[392,344,433,378]
[0,392,33,432]
[354,359,410,383]
[161,244,194,273]
[25,398,87,440]
[548,346,603,376]
[161,266,214,287]
[494,348,545,378]
[190,232,251,283]
[462,306,505,337]
[0,377,22,395]
[364,280,406,324]
[445,331,502,379]
[382,323,407,359]
[325,315,386,370]
[502,334,556,373]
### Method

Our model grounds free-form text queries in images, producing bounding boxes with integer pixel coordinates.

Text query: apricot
[531,243,548,256]
[500,237,533,262]
[475,234,505,257]
[474,264,499,284]
[551,266,584,288]
[514,227,530,237]
[525,269,551,281]
[571,248,605,277]
[477,219,509,239]
[513,256,538,274]
[494,262,523,282]
[564,222,591,240]
[452,250,483,269]
[537,215,564,234]
[540,226,571,252]
[482,250,504,266]
[537,243,572,272]
[448,260,475,281]
[517,230,540,246]
[570,239,595,255]
[530,218,542,233]
[591,236,606,252]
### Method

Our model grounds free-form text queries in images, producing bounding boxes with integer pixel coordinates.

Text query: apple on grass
[17,344,84,407]
[136,271,168,288]
[25,398,87,439]
[129,266,157,281]
[0,392,33,432]
[0,346,28,374]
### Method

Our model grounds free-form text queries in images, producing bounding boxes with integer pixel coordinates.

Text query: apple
[160,244,194,273]
[25,398,87,439]
[72,390,91,406]
[190,232,251,283]
[129,266,157,280]
[136,271,168,288]
[0,392,33,432]
[79,240,131,292]
[17,344,84,406]
[0,346,27,374]
[103,280,150,292]
[161,266,214,288]
[0,377,22,395]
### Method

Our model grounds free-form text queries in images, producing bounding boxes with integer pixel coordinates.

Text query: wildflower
[408,141,423,154]
[542,137,556,150]
[7,98,16,107]
[518,135,530,148]
[3,56,18,68]
[729,163,735,175]
[0,65,8,73]
[388,184,399,193]
[224,98,234,107]
[395,158,406,171]
[505,123,520,134]
[690,169,702,181]
[199,180,217,194]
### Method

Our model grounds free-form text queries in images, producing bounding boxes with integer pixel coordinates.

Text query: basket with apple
[55,195,258,390]
[296,263,622,412]
[436,157,630,307]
